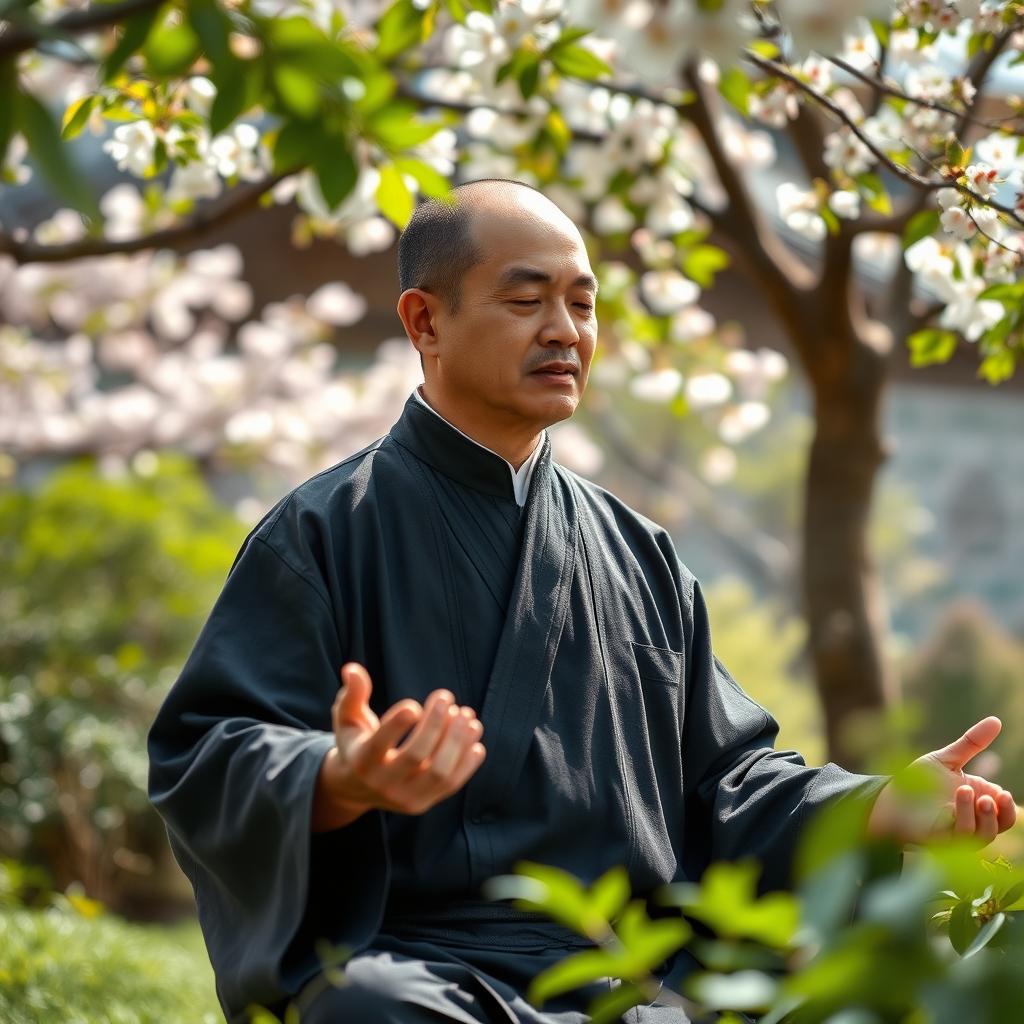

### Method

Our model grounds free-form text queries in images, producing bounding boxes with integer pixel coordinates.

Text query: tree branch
[680,61,816,363]
[578,404,793,592]
[0,172,289,264]
[0,0,165,60]
[827,54,1015,130]
[882,29,1017,351]
[746,49,1024,229]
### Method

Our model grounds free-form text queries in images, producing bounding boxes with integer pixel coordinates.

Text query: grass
[0,907,221,1024]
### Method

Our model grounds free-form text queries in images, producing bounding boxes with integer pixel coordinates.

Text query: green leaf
[907,327,958,367]
[394,156,451,200]
[144,22,201,77]
[870,17,890,47]
[367,103,445,150]
[902,209,940,250]
[103,7,162,81]
[962,912,1006,957]
[17,90,99,218]
[854,172,891,215]
[544,109,571,153]
[272,63,321,117]
[589,866,630,924]
[518,55,541,99]
[354,70,397,114]
[60,95,97,140]
[549,43,611,81]
[746,39,780,59]
[945,137,966,168]
[209,59,251,135]
[660,861,799,949]
[186,0,230,62]
[978,347,1016,384]
[585,982,648,1024]
[444,0,468,23]
[977,281,1024,301]
[948,899,977,954]
[549,26,592,50]
[312,141,358,210]
[528,949,620,1005]
[999,880,1024,910]
[376,0,425,61]
[272,120,320,173]
[682,244,729,288]
[376,161,415,226]
[718,67,751,116]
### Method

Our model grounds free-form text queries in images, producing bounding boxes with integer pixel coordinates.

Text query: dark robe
[147,393,890,1023]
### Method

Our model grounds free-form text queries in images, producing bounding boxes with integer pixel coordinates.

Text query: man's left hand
[866,716,1017,848]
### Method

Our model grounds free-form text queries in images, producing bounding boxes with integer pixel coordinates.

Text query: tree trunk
[802,341,896,770]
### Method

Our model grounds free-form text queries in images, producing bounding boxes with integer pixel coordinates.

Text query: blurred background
[3,0,1024,1020]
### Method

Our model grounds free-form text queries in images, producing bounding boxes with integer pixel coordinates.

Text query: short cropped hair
[397,178,541,312]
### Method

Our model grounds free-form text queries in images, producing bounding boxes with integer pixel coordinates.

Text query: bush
[0,455,246,913]
[704,578,826,767]
[0,906,219,1024]
[901,600,1024,797]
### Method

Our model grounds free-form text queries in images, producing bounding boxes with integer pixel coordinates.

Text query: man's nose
[540,300,581,347]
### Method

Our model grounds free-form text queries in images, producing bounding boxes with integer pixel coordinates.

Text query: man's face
[428,194,598,432]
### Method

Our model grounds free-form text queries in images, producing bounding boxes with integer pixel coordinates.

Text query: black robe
[147,393,890,1022]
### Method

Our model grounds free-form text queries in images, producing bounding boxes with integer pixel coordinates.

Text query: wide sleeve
[680,574,893,894]
[147,530,390,1020]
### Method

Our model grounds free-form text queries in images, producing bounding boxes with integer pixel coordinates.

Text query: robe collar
[389,390,550,503]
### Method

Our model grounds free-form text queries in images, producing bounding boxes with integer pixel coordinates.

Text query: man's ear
[396,288,441,360]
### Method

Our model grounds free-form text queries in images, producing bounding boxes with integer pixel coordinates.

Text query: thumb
[932,716,1002,772]
[336,663,375,727]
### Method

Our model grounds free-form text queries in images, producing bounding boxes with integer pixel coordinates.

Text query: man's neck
[418,385,543,470]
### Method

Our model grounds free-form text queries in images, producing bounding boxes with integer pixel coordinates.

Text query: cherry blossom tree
[2,0,1024,765]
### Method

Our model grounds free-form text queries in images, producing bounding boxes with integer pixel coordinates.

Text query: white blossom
[640,270,700,315]
[629,367,683,403]
[593,195,635,235]
[940,205,976,240]
[829,189,861,220]
[823,128,875,175]
[685,372,732,409]
[776,182,826,241]
[102,121,157,177]
[183,76,216,116]
[2,135,32,185]
[306,282,368,326]
[167,159,222,204]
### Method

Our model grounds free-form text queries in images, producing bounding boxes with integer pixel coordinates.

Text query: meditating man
[148,179,1016,1024]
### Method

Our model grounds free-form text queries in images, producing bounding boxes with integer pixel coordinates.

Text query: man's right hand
[311,662,486,832]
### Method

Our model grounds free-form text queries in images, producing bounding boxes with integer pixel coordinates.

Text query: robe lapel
[463,446,579,839]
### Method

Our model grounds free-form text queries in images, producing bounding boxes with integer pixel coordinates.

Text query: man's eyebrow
[496,266,599,293]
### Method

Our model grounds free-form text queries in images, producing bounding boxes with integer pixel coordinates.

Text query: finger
[954,785,976,835]
[337,663,375,726]
[996,790,1017,833]
[353,699,423,771]
[976,795,999,845]
[389,690,456,771]
[442,737,487,795]
[961,774,1006,805]
[402,709,482,803]
[428,708,484,781]
[933,717,1002,772]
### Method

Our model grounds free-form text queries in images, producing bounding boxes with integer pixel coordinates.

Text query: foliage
[704,578,826,766]
[482,792,1024,1024]
[0,454,246,908]
[901,600,1024,796]
[0,904,219,1024]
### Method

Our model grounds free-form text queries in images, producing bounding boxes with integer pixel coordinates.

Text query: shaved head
[397,179,580,312]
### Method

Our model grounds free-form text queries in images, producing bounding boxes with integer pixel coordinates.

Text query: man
[148,179,1016,1024]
